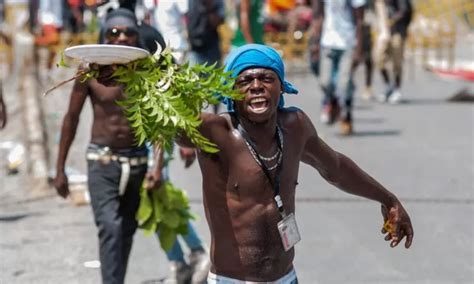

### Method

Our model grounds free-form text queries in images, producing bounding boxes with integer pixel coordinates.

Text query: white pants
[207,268,297,284]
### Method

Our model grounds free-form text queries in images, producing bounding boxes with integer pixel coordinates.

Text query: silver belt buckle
[98,146,112,165]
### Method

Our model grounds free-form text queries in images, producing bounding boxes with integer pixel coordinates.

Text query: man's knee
[98,216,122,239]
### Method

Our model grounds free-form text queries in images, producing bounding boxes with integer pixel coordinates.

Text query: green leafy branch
[50,47,243,153]
[110,48,242,153]
[136,181,197,251]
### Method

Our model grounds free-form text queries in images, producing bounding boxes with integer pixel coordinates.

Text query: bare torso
[87,79,136,148]
[197,109,306,281]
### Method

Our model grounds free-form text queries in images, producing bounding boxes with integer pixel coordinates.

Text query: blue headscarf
[222,44,298,111]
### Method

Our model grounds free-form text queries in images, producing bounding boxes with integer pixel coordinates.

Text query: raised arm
[298,111,413,248]
[52,77,88,198]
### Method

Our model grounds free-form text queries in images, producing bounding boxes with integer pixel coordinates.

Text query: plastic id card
[277,213,301,251]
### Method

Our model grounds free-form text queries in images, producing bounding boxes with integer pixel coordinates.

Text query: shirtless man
[176,44,413,282]
[52,9,162,284]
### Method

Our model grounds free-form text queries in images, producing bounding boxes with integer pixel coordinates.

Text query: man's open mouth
[249,97,269,113]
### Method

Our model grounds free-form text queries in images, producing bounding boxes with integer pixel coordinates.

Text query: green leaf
[162,211,180,228]
[57,51,70,68]
[56,48,241,153]
[158,225,177,251]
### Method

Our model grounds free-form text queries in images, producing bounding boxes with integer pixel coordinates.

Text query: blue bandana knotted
[222,44,298,111]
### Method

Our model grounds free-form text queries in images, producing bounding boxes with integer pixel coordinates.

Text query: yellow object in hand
[383,220,395,234]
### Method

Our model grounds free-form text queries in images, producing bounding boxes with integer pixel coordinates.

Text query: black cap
[104,8,138,30]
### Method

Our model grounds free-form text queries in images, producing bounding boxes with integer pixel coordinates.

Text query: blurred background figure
[3,0,34,89]
[263,0,295,33]
[149,0,189,63]
[96,3,212,283]
[62,0,85,36]
[35,0,63,46]
[374,0,413,104]
[286,0,313,39]
[308,0,365,136]
[0,80,6,130]
[231,0,264,47]
[187,0,225,66]
[187,0,225,114]
[360,0,376,100]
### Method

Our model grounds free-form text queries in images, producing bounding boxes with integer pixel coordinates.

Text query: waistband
[87,143,148,157]
[86,143,148,166]
[207,268,297,284]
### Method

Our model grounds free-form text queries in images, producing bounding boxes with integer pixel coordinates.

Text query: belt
[86,152,148,196]
[86,152,148,166]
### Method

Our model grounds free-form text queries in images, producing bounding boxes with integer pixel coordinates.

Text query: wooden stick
[43,70,89,96]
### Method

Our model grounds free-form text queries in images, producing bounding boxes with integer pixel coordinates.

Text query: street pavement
[1,43,473,283]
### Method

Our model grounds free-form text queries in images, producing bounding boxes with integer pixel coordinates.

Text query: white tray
[64,44,150,65]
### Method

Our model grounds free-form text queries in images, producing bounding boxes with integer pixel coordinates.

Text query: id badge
[277,213,301,251]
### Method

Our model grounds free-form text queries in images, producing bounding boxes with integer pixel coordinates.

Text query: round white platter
[64,44,150,65]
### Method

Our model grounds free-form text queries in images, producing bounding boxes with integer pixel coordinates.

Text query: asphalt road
[1,46,473,283]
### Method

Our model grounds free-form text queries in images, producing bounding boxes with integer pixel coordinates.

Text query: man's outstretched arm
[298,111,413,248]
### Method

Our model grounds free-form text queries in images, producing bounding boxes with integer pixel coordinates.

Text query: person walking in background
[187,0,225,66]
[151,0,189,63]
[52,9,163,284]
[96,1,167,54]
[94,6,212,283]
[286,0,313,38]
[308,0,365,135]
[187,0,226,114]
[264,0,295,33]
[375,0,412,104]
[360,0,375,100]
[62,0,84,36]
[231,0,265,47]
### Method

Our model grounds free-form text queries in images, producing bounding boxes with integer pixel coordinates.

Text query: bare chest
[88,80,125,103]
[225,142,299,206]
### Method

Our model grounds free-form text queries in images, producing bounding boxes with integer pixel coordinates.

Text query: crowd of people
[1,0,416,284]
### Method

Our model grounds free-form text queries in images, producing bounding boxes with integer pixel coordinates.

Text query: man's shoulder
[202,112,231,127]
[278,107,313,127]
[278,106,306,120]
[279,106,302,113]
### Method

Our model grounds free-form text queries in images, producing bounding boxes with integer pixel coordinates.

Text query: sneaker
[320,102,341,125]
[329,102,341,124]
[339,111,353,136]
[320,104,331,124]
[189,249,211,284]
[388,88,402,104]
[361,86,373,101]
[377,86,393,103]
[340,120,353,135]
[163,261,193,284]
